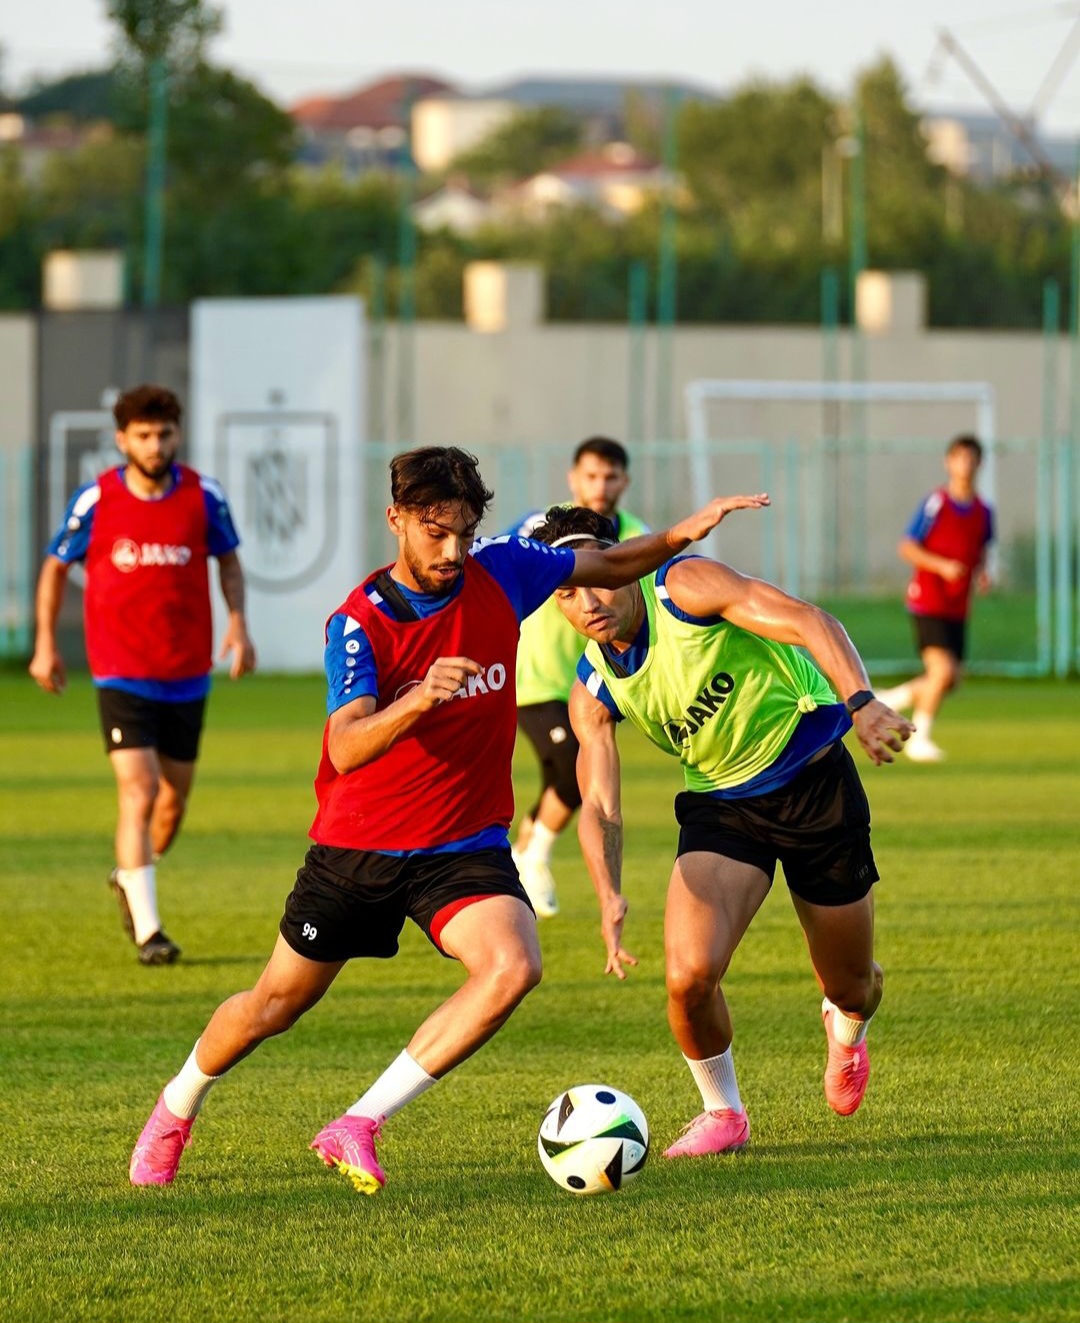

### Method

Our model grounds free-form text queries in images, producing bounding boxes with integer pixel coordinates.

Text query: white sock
[878,681,914,712]
[523,821,558,865]
[683,1047,743,1114]
[823,998,870,1046]
[347,1050,437,1122]
[912,710,935,740]
[116,865,161,945]
[162,1040,221,1119]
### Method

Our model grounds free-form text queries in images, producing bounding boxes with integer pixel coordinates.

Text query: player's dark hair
[530,504,618,547]
[390,446,494,522]
[573,435,629,470]
[113,384,182,430]
[947,433,983,461]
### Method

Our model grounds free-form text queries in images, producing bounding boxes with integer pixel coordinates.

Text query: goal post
[682,378,1055,678]
[686,377,998,525]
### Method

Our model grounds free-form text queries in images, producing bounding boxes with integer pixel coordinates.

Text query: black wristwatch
[844,689,875,715]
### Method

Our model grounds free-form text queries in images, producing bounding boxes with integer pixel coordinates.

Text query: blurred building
[411,96,517,172]
[499,142,674,220]
[412,179,493,234]
[290,73,456,175]
[0,113,115,183]
[921,108,1078,182]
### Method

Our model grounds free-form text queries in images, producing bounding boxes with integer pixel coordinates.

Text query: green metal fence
[3,435,1073,678]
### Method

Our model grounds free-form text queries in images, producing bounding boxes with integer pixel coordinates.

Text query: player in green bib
[509,437,648,918]
[531,505,912,1159]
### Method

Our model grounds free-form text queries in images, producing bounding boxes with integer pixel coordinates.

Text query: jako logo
[111,540,193,572]
[395,661,508,703]
[664,672,736,746]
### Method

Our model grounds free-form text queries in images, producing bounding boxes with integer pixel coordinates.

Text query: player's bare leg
[131,937,345,1185]
[312,895,542,1193]
[108,747,179,963]
[906,645,960,761]
[408,894,542,1074]
[792,891,882,1116]
[151,753,196,858]
[662,852,770,1157]
[514,787,573,918]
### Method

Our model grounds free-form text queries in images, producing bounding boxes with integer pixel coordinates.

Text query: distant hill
[16,69,122,124]
[484,75,722,114]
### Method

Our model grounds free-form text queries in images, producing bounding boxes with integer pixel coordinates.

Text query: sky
[5,0,1080,137]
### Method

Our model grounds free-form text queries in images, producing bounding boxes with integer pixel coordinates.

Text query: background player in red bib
[126,444,768,1193]
[878,434,994,762]
[29,385,256,964]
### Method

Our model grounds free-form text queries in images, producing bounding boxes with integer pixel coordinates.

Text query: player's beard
[127,454,173,482]
[403,542,463,596]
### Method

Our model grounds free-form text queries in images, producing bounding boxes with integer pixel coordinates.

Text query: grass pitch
[1,672,1077,1323]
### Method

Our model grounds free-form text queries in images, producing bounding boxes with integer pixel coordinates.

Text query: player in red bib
[127,444,769,1192]
[878,434,994,762]
[29,385,256,964]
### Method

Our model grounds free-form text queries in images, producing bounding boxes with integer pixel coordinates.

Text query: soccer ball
[537,1084,649,1195]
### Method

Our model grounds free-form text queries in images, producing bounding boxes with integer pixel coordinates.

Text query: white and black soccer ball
[537,1084,649,1195]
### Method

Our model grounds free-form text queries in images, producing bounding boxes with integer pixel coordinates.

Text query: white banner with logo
[191,297,365,671]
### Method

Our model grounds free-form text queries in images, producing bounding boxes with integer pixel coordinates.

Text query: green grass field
[2,672,1077,1323]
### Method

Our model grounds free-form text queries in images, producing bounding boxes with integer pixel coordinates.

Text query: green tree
[0,146,40,308]
[449,107,584,186]
[107,0,222,69]
[16,70,122,124]
[678,77,835,244]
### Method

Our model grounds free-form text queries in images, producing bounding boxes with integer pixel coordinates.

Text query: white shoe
[905,735,945,763]
[516,855,559,918]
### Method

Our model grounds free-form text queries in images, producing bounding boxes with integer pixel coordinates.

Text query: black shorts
[674,742,878,907]
[912,614,967,660]
[517,700,582,812]
[279,843,534,963]
[97,687,206,761]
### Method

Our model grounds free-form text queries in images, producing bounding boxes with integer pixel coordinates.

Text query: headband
[549,533,616,548]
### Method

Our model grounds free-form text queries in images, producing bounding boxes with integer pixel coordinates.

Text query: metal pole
[847,110,868,590]
[1038,280,1058,676]
[1060,163,1080,676]
[627,260,648,445]
[142,57,168,308]
[655,87,678,443]
[817,267,840,598]
[396,88,417,447]
[368,255,387,448]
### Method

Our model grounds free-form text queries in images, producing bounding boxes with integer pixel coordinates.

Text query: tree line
[0,0,1074,327]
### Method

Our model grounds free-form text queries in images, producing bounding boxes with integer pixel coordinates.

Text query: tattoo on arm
[599,814,622,879]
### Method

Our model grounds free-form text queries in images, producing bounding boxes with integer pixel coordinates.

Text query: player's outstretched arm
[28,556,70,695]
[569,681,638,980]
[327,655,482,773]
[898,535,966,583]
[566,493,770,590]
[664,557,915,766]
[216,551,257,678]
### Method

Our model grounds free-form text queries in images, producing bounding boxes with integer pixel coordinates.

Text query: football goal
[683,378,1055,677]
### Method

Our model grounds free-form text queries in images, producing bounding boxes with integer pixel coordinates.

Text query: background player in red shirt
[878,434,994,762]
[29,385,256,964]
[125,445,768,1194]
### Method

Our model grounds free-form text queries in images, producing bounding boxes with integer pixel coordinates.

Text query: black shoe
[138,931,181,965]
[108,867,137,943]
